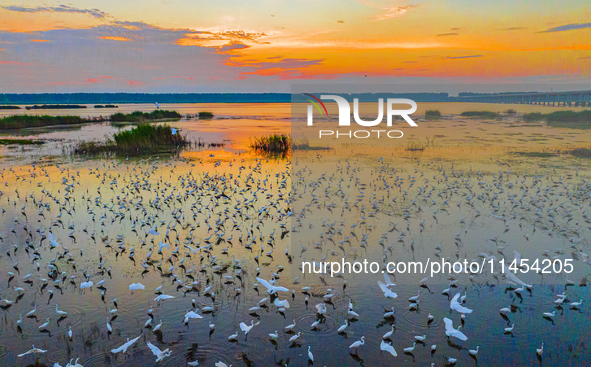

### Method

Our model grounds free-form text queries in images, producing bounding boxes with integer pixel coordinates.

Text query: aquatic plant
[0,115,87,130]
[460,111,500,118]
[0,138,44,145]
[250,134,291,154]
[110,110,181,123]
[425,110,441,118]
[199,111,214,119]
[25,104,87,110]
[570,147,591,158]
[74,124,188,155]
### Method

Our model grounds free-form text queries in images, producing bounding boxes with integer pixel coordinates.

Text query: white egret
[443,317,468,341]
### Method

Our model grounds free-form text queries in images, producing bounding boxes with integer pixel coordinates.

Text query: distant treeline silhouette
[0,92,453,104]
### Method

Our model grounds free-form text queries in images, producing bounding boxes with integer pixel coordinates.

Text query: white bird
[328,317,344,333]
[537,343,544,356]
[269,330,279,340]
[414,335,426,342]
[39,318,50,330]
[443,317,468,341]
[146,341,172,362]
[27,304,37,317]
[504,324,515,333]
[289,332,301,342]
[543,311,555,318]
[570,299,583,308]
[383,325,394,339]
[450,292,473,313]
[184,310,203,323]
[349,336,365,351]
[403,342,416,353]
[228,332,238,341]
[17,345,47,357]
[380,340,397,356]
[378,281,398,298]
[68,326,73,339]
[153,320,163,332]
[308,346,314,362]
[273,298,290,309]
[255,277,290,294]
[469,346,480,356]
[56,304,68,316]
[106,318,112,333]
[383,273,396,287]
[154,294,175,302]
[285,319,296,331]
[215,362,230,367]
[80,281,93,289]
[111,334,142,353]
[129,283,145,291]
[239,320,259,336]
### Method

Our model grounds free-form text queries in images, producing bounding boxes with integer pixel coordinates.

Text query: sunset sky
[0,0,590,92]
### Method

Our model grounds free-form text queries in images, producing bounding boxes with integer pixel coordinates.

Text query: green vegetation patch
[460,111,500,118]
[110,110,181,123]
[0,115,86,130]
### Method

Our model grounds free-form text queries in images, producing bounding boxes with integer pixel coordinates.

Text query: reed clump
[74,124,188,155]
[110,110,181,123]
[0,115,86,130]
[460,111,500,118]
[251,134,291,154]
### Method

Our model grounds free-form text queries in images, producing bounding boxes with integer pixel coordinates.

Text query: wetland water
[0,103,590,366]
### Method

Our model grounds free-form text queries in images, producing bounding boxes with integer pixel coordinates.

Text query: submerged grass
[110,110,181,123]
[0,138,44,145]
[0,115,87,130]
[460,111,500,119]
[74,124,188,155]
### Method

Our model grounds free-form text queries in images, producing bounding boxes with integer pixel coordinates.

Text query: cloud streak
[2,5,108,19]
[540,23,591,33]
[446,55,483,59]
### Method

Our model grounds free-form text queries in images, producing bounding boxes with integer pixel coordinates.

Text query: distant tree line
[0,92,453,104]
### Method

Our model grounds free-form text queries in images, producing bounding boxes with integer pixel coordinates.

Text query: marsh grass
[0,115,87,130]
[425,110,441,118]
[0,138,44,145]
[199,111,214,119]
[511,151,555,158]
[406,136,436,151]
[251,134,291,154]
[460,111,500,119]
[570,147,591,158]
[292,137,331,151]
[74,124,188,155]
[26,104,87,110]
[0,105,20,110]
[110,110,181,123]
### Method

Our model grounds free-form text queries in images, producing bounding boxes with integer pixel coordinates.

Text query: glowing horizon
[0,0,590,92]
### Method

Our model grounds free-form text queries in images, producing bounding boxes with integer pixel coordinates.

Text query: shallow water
[0,103,590,367]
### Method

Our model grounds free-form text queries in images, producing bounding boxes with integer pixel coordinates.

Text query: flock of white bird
[0,154,589,366]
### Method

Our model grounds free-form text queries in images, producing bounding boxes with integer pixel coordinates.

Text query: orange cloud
[30,39,49,42]
[99,36,133,41]
[87,78,100,83]
[128,80,143,86]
